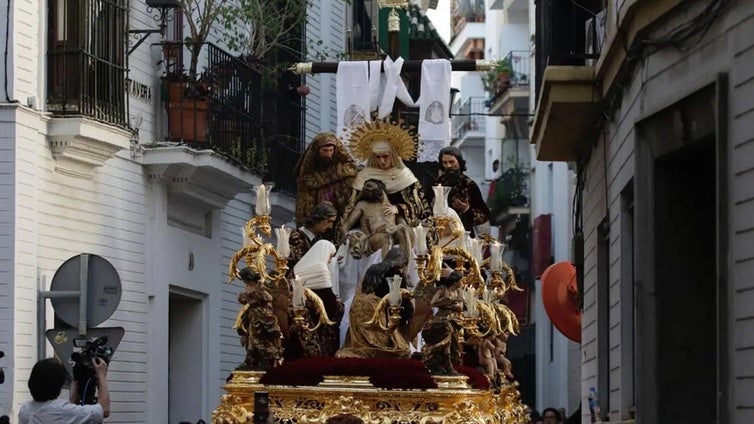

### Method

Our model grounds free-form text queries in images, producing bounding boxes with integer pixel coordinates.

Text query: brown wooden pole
[290,60,493,75]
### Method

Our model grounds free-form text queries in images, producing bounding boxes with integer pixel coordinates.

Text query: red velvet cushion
[260,357,489,390]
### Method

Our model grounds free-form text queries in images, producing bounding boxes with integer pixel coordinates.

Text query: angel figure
[421,269,465,375]
[233,267,283,371]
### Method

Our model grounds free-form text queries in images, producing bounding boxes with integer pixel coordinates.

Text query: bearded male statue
[293,132,358,239]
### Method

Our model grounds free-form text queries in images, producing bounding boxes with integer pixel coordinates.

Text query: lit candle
[240,225,250,247]
[468,237,483,264]
[432,185,449,216]
[275,225,291,258]
[292,276,305,308]
[490,242,502,271]
[254,184,271,216]
[387,275,403,307]
[413,224,428,255]
[462,287,478,318]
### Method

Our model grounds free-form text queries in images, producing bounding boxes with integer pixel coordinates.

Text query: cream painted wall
[579,2,754,422]
[2,104,260,422]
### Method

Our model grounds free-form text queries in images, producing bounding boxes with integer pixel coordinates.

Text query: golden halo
[347,120,417,162]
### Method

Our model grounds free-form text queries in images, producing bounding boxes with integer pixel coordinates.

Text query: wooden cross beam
[289,59,496,75]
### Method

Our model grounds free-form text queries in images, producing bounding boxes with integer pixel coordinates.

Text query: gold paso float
[214,121,529,424]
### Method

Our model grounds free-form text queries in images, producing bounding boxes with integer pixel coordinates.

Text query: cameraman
[19,357,110,423]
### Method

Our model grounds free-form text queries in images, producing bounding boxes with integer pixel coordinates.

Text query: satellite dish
[50,254,122,327]
[541,261,581,343]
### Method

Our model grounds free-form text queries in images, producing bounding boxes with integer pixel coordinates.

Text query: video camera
[70,336,114,405]
[71,336,114,370]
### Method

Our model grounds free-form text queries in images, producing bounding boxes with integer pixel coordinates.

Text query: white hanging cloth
[378,57,418,119]
[336,61,371,140]
[368,60,384,112]
[416,59,452,162]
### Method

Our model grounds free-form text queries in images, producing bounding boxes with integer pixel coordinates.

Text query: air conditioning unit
[585,9,606,65]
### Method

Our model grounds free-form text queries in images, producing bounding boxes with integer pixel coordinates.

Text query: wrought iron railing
[47,0,128,127]
[451,0,486,36]
[452,97,487,140]
[490,50,530,101]
[158,42,303,193]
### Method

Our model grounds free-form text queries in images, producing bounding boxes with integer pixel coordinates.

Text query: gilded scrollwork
[212,377,530,424]
[212,394,251,424]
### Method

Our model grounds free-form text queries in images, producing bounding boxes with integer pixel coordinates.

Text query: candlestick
[413,224,428,255]
[462,287,478,318]
[275,225,291,258]
[490,242,502,271]
[432,185,449,216]
[254,184,271,216]
[292,277,305,308]
[468,237,483,264]
[387,275,403,307]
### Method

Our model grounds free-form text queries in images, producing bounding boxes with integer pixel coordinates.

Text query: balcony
[450,0,485,58]
[489,0,528,12]
[487,51,530,115]
[530,66,601,161]
[451,97,487,147]
[144,42,303,222]
[47,0,128,127]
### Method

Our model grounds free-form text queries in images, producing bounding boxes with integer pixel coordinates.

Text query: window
[597,215,610,418]
[47,0,128,126]
[620,182,635,419]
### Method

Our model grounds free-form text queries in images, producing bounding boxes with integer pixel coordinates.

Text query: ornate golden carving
[213,373,530,424]
[212,394,251,424]
[347,120,417,162]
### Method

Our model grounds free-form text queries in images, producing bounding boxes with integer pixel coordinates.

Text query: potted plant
[482,58,512,96]
[488,158,529,224]
[157,0,229,143]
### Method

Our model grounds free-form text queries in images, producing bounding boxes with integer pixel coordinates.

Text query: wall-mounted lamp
[128,0,181,56]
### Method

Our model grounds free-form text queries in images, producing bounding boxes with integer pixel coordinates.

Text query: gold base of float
[213,371,529,424]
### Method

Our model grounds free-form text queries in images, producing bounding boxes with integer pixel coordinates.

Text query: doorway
[654,141,717,423]
[169,289,206,423]
[635,79,727,424]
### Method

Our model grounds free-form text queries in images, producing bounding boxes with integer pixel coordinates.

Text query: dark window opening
[47,0,128,127]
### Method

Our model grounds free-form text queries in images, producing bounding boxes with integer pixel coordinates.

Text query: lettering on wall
[126,78,153,104]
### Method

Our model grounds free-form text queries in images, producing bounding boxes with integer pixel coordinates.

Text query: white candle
[275,225,291,258]
[254,184,271,216]
[462,287,478,318]
[387,275,403,307]
[413,224,428,255]
[490,242,502,271]
[240,225,250,247]
[468,237,483,264]
[292,277,305,308]
[432,185,449,216]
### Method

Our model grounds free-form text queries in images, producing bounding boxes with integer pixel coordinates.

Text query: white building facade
[0,1,344,422]
[533,0,754,422]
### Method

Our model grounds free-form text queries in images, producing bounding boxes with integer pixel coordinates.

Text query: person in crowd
[290,240,343,357]
[293,132,358,237]
[542,407,564,424]
[564,406,581,424]
[287,203,338,278]
[337,248,413,359]
[431,146,491,237]
[19,357,110,423]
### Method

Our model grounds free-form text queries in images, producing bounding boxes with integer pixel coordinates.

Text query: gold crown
[347,120,417,162]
